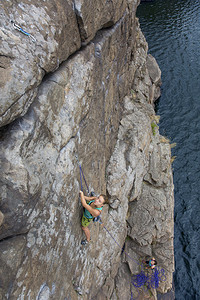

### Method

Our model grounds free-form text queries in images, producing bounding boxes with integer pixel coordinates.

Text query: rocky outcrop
[74,0,127,44]
[97,33,174,298]
[0,0,174,299]
[0,0,81,127]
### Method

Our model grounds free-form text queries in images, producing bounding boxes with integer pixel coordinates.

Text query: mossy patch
[171,156,176,163]
[151,121,158,136]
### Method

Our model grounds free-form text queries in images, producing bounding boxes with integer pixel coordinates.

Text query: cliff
[0,1,174,299]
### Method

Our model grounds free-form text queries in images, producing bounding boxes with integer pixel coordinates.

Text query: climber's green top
[84,200,103,219]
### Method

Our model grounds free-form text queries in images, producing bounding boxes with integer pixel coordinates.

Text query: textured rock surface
[0,211,4,227]
[101,95,174,299]
[0,0,174,299]
[74,0,127,43]
[0,0,81,126]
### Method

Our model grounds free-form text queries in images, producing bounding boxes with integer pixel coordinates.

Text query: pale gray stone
[0,211,4,227]
[147,54,162,85]
[0,0,81,126]
[74,0,127,44]
[0,1,173,299]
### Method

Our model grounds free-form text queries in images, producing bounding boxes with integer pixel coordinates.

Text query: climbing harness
[76,155,166,299]
[11,21,36,42]
[93,215,101,223]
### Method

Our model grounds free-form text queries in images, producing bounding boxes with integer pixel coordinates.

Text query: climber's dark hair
[100,194,109,205]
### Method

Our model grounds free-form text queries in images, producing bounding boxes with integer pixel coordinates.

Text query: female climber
[79,191,108,245]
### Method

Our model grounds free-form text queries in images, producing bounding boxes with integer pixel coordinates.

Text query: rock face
[0,0,174,299]
[0,0,81,126]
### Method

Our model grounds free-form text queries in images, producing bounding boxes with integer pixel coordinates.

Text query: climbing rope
[100,221,140,266]
[101,220,166,300]
[75,155,166,298]
[131,266,166,290]
[11,21,36,42]
[102,221,166,292]
[75,154,90,195]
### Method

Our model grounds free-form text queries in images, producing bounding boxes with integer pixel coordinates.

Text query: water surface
[137,1,200,299]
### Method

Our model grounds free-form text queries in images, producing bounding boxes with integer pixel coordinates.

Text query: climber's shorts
[81,215,92,227]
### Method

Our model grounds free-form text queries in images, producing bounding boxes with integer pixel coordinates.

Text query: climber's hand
[80,191,86,206]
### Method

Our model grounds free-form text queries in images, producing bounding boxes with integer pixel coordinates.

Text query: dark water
[137,1,200,299]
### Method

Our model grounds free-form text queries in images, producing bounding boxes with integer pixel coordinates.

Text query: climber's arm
[80,191,100,217]
[84,195,96,200]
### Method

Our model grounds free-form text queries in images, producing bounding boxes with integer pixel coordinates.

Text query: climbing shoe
[81,239,88,245]
[81,239,90,245]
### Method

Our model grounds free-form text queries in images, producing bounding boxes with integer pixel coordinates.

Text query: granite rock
[0,0,81,126]
[0,1,174,299]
